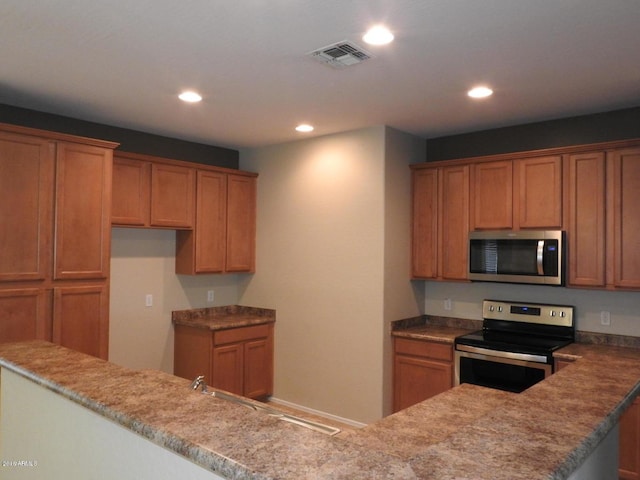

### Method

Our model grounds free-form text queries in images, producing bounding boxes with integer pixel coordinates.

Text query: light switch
[145,294,153,307]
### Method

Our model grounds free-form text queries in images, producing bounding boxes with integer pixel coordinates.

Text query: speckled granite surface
[0,341,411,480]
[390,314,481,343]
[1,338,640,479]
[172,305,275,330]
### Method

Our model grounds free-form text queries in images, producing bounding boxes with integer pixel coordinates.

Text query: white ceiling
[2,1,639,149]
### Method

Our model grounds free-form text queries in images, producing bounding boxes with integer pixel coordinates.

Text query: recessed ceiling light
[178,91,202,103]
[467,86,493,99]
[362,25,394,46]
[295,124,314,133]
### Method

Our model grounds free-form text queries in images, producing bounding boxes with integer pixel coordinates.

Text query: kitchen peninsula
[1,340,639,479]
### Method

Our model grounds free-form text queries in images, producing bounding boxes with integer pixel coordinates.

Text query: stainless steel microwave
[468,230,564,285]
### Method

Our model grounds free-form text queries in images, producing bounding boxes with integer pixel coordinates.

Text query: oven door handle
[455,344,548,364]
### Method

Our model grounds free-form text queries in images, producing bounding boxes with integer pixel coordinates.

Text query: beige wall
[109,228,240,373]
[238,126,423,423]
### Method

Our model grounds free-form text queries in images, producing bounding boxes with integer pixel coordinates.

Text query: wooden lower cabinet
[174,323,274,399]
[556,359,638,479]
[0,289,50,343]
[393,337,453,412]
[52,285,109,359]
[620,399,640,480]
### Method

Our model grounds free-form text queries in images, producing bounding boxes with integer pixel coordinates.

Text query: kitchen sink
[206,389,341,436]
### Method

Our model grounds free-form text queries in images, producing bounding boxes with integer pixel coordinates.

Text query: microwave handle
[536,240,545,275]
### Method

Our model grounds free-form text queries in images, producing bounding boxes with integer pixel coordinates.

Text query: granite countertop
[2,337,640,479]
[390,314,481,343]
[0,341,411,480]
[172,305,275,331]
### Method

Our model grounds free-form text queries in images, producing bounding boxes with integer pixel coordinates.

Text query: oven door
[455,346,553,393]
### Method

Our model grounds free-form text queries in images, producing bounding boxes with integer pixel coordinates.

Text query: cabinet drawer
[394,337,453,362]
[214,324,271,345]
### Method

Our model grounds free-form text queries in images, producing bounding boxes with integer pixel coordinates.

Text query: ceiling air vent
[307,40,373,69]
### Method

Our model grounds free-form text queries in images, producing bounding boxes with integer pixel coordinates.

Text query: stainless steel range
[454,300,575,393]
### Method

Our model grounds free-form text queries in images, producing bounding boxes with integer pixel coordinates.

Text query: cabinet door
[612,148,640,288]
[439,165,469,280]
[471,160,513,230]
[0,289,50,343]
[112,157,150,226]
[244,336,273,399]
[411,167,438,278]
[567,152,606,287]
[0,132,54,282]
[195,171,227,273]
[514,156,563,229]
[150,163,194,228]
[226,174,256,272]
[54,142,112,280]
[53,284,109,359]
[173,325,212,384]
[393,354,452,412]
[211,342,244,395]
[620,399,640,480]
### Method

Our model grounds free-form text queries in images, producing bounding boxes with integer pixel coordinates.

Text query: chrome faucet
[189,375,207,392]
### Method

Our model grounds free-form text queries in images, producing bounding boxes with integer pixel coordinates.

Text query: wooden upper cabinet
[410,164,468,281]
[150,163,195,229]
[470,160,513,230]
[54,142,112,280]
[0,131,54,282]
[226,174,257,272]
[111,157,150,226]
[114,153,256,275]
[411,167,438,279]
[470,156,562,231]
[176,171,257,274]
[611,147,640,289]
[439,165,469,280]
[567,152,606,287]
[112,154,195,229]
[176,170,227,274]
[514,156,563,229]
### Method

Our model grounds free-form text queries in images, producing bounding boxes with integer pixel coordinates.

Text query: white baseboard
[267,397,367,429]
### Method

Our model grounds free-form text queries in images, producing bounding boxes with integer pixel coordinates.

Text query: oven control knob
[489,305,494,312]
[550,311,557,317]
[560,311,566,318]
[497,306,503,312]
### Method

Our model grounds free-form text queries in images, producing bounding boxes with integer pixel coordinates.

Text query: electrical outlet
[207,290,215,303]
[600,311,611,326]
[145,294,153,307]
[444,298,452,311]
